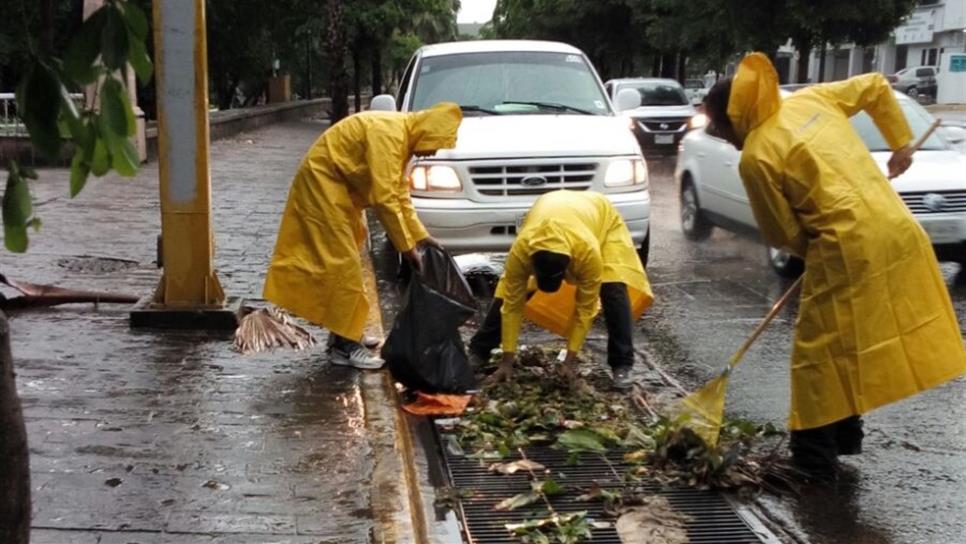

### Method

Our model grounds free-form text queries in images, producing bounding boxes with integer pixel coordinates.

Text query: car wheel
[767,246,804,278]
[907,86,918,99]
[680,177,713,241]
[637,229,650,269]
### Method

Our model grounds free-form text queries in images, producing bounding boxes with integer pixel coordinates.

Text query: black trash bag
[384,245,478,393]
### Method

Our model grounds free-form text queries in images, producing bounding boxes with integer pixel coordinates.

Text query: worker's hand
[402,247,422,274]
[419,236,444,250]
[557,351,579,386]
[484,353,515,385]
[887,144,914,179]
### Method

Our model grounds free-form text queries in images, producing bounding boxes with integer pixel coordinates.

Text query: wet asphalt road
[639,156,966,544]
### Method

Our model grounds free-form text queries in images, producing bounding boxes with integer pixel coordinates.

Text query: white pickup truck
[370,40,652,265]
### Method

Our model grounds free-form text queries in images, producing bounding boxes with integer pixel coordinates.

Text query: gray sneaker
[329,343,385,370]
[612,366,633,391]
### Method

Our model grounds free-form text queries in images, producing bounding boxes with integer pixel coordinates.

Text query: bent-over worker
[470,190,653,391]
[703,53,966,480]
[264,102,462,369]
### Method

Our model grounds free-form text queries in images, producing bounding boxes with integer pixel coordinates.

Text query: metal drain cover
[440,440,778,543]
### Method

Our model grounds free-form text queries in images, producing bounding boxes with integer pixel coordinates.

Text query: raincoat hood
[407,102,462,153]
[526,218,575,258]
[727,53,781,140]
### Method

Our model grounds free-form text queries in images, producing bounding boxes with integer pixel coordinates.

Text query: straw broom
[234,307,316,354]
[673,118,943,447]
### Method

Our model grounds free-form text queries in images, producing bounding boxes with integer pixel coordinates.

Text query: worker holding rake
[263,102,462,369]
[702,53,966,480]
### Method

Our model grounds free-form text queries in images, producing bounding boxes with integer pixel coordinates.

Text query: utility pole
[130,0,241,329]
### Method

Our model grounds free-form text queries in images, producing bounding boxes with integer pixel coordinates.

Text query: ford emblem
[923,193,947,212]
[521,175,548,187]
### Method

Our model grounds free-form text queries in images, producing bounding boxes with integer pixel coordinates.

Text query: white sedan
[674,89,966,276]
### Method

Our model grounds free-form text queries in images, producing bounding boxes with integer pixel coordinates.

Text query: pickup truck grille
[900,190,966,214]
[469,163,597,196]
[637,117,689,132]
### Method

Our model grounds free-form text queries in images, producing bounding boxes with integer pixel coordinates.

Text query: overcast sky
[457,0,497,23]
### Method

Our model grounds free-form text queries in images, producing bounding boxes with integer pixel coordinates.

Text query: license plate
[655,134,675,145]
[921,219,961,243]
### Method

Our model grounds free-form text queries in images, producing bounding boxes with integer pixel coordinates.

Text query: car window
[621,81,689,106]
[685,80,704,89]
[409,51,611,115]
[916,68,932,77]
[850,98,948,151]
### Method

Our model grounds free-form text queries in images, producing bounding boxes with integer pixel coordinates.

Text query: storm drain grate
[440,438,772,543]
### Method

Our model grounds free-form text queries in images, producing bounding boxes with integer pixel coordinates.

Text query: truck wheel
[767,247,804,278]
[638,229,650,269]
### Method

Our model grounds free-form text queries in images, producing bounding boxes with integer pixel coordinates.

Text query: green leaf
[70,148,91,197]
[27,218,42,232]
[536,478,566,497]
[101,6,130,70]
[3,168,33,253]
[18,63,63,159]
[494,492,539,511]
[556,429,609,454]
[4,223,27,253]
[64,8,107,84]
[91,136,110,176]
[128,34,153,85]
[101,78,135,138]
[107,136,139,176]
[121,2,149,40]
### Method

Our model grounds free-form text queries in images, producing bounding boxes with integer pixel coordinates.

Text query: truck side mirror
[370,94,397,111]
[615,88,641,112]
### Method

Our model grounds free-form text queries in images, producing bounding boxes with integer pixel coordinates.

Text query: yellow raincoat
[263,103,462,341]
[730,53,966,430]
[495,190,653,353]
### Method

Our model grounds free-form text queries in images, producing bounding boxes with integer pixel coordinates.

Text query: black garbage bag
[384,245,478,393]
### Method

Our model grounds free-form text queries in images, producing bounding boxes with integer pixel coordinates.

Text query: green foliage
[4,0,151,252]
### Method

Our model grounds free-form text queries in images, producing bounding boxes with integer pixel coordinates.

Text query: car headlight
[689,113,708,130]
[409,165,462,192]
[605,159,648,188]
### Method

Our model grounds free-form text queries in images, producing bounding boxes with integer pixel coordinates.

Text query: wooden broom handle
[911,118,942,152]
[728,275,803,366]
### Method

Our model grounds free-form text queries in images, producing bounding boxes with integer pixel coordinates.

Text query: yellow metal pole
[150,0,225,308]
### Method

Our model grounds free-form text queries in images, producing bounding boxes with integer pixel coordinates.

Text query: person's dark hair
[703,77,733,129]
[531,250,570,293]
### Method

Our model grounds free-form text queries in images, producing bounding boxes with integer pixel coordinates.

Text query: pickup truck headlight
[689,113,708,130]
[409,165,462,192]
[605,159,648,188]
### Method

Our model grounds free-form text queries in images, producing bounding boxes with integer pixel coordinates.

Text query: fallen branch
[0,274,139,309]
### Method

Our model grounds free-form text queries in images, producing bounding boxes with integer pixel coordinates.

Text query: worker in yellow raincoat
[703,53,966,479]
[471,190,653,391]
[264,102,462,369]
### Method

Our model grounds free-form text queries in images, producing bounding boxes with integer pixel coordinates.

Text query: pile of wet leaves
[445,346,797,542]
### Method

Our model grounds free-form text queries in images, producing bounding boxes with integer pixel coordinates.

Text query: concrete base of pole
[129,296,244,330]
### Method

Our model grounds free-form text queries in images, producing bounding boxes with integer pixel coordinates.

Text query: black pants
[469,282,635,369]
[790,415,864,476]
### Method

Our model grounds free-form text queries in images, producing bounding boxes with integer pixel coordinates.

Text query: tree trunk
[676,52,687,83]
[796,44,811,83]
[651,54,661,77]
[305,38,313,100]
[0,312,30,544]
[371,48,383,97]
[326,0,350,122]
[818,41,827,83]
[39,0,54,54]
[352,46,361,113]
[659,53,675,78]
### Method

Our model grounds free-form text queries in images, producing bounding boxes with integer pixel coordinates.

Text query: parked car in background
[370,40,652,265]
[683,79,709,105]
[675,88,966,277]
[887,66,938,99]
[604,78,698,155]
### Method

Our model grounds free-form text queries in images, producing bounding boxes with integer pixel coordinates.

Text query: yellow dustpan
[674,275,803,446]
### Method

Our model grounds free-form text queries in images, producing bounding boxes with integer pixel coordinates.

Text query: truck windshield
[410,51,611,115]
